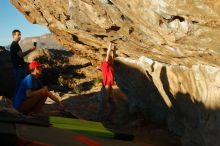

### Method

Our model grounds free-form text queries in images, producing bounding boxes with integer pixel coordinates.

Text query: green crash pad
[50,116,114,138]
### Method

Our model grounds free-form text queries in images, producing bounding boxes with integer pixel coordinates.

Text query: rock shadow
[160,66,220,146]
[114,60,169,124]
[77,80,94,92]
[33,49,90,93]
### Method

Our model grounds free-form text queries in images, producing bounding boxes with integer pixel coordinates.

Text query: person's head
[12,29,21,42]
[29,61,43,77]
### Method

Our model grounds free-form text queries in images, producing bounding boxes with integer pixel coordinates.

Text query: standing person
[10,29,36,99]
[13,61,64,114]
[97,42,116,121]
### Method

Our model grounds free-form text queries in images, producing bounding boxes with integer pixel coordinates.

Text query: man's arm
[47,91,61,104]
[47,91,64,109]
[26,87,64,109]
[105,43,113,62]
[26,86,47,98]
[112,44,116,60]
[17,47,36,58]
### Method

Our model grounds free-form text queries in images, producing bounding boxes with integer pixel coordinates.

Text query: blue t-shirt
[13,74,43,109]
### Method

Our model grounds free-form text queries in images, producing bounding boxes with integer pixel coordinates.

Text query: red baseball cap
[29,61,43,70]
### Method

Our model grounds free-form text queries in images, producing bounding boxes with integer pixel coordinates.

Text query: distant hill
[6,34,67,51]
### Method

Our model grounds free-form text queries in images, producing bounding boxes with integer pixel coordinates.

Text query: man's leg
[96,85,107,120]
[31,95,47,113]
[108,86,115,116]
[13,67,25,101]
[18,92,47,114]
[106,86,115,119]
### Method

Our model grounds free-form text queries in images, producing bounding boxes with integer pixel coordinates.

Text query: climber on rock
[13,61,64,114]
[96,42,117,121]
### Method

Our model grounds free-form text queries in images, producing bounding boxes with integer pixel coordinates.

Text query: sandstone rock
[10,0,220,66]
[9,0,220,145]
[115,57,220,146]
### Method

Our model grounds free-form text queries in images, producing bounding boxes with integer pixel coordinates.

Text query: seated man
[13,61,64,114]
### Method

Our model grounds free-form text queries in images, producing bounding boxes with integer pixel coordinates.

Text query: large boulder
[10,0,220,66]
[9,1,220,145]
[115,57,220,146]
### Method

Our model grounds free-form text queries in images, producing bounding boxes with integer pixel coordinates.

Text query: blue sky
[0,0,50,46]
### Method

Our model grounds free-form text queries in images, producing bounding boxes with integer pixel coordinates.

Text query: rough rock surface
[10,0,220,66]
[10,0,220,145]
[115,57,220,146]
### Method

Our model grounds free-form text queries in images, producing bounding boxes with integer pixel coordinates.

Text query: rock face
[10,0,220,66]
[10,0,220,145]
[115,57,220,146]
